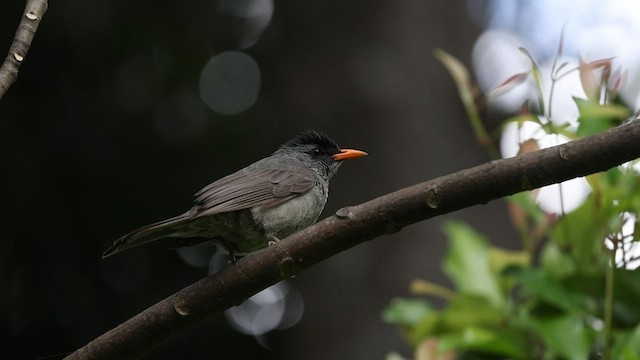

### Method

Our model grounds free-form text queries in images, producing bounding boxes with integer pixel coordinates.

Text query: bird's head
[276,130,367,179]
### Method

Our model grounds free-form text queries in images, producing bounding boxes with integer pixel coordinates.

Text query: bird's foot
[226,249,237,264]
[267,235,281,246]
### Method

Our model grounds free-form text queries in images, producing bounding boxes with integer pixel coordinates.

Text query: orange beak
[332,148,368,161]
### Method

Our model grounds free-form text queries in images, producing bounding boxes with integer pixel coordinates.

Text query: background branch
[0,0,47,100]
[66,120,640,360]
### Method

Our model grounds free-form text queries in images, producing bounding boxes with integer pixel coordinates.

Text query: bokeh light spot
[217,0,274,48]
[224,281,304,339]
[199,51,261,115]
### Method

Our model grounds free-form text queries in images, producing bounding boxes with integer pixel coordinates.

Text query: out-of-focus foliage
[384,49,640,359]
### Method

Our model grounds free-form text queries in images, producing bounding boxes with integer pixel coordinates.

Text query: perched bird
[103,130,367,259]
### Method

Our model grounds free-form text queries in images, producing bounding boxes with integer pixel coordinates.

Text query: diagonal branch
[66,120,640,360]
[0,0,48,100]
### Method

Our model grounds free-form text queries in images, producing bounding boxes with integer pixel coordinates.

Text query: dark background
[1,1,517,359]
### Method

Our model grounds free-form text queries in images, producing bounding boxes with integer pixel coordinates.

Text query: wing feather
[194,167,316,216]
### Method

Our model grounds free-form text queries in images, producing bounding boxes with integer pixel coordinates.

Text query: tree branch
[66,120,640,360]
[0,0,48,100]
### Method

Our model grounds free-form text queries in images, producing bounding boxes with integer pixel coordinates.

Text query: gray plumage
[103,130,366,258]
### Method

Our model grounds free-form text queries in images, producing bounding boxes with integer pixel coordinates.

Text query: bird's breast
[251,184,327,239]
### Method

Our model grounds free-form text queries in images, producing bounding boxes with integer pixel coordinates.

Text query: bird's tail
[102,212,194,258]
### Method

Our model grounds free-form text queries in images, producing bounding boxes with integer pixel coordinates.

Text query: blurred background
[2,0,640,359]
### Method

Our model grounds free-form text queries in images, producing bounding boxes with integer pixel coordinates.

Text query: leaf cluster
[384,48,640,360]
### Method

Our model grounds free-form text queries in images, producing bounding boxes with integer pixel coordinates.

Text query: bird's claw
[267,235,280,246]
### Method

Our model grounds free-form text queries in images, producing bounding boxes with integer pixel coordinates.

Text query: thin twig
[0,0,48,100]
[66,120,640,360]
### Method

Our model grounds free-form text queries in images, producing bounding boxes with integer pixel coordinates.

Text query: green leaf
[410,279,457,300]
[442,222,504,307]
[611,323,640,360]
[517,269,581,311]
[540,242,577,278]
[489,247,529,294]
[439,294,504,330]
[383,298,433,327]
[529,314,590,360]
[551,196,607,273]
[489,247,529,274]
[574,97,628,137]
[434,49,498,158]
[411,311,441,345]
[409,294,504,345]
[612,270,640,326]
[438,326,529,359]
[601,166,640,219]
[518,47,546,113]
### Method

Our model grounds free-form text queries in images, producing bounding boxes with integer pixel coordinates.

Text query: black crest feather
[280,130,339,151]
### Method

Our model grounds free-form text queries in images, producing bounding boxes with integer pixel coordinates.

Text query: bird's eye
[311,148,321,156]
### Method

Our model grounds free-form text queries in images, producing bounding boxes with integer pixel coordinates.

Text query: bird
[103,130,367,259]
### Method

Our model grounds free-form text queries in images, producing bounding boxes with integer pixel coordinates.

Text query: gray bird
[103,130,367,259]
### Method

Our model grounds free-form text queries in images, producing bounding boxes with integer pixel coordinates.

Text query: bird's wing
[193,168,316,215]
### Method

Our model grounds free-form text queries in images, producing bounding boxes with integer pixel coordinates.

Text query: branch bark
[66,120,640,359]
[0,0,48,100]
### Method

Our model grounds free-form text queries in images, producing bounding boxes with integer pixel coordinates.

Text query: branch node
[173,298,190,316]
[13,53,24,62]
[559,147,569,160]
[426,187,441,209]
[335,206,353,219]
[270,239,300,277]
[278,257,298,278]
[25,11,38,20]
